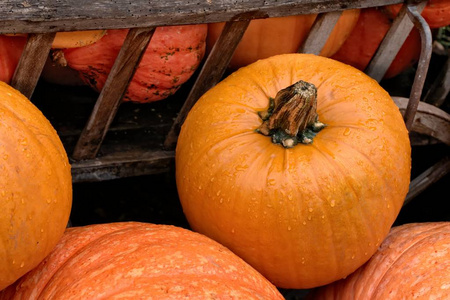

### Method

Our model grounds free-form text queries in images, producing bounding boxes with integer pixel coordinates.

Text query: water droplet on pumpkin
[351,255,355,260]
[321,215,325,219]
[216,190,221,196]
[307,215,312,221]
[302,221,307,225]
[12,260,16,265]
[3,154,8,160]
[210,177,215,182]
[231,229,235,234]
[267,179,276,186]
[40,228,44,233]
[343,128,351,136]
[198,186,202,190]
[219,198,223,204]
[330,200,336,207]
[287,226,292,231]
[20,262,24,268]
[46,199,51,204]
[308,207,313,212]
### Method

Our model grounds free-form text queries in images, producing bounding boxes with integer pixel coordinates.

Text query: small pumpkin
[4,30,106,49]
[206,9,360,70]
[176,53,411,289]
[0,81,72,291]
[0,35,27,83]
[331,7,421,79]
[59,25,208,103]
[386,0,450,29]
[0,222,284,299]
[310,222,450,299]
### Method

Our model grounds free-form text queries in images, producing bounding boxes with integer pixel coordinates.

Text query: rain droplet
[20,262,24,268]
[287,226,292,231]
[308,207,313,212]
[46,199,51,204]
[343,128,351,136]
[330,200,336,207]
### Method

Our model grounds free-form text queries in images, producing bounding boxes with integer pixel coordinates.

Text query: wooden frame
[1,0,448,203]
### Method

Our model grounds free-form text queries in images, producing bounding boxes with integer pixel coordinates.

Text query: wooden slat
[72,27,155,160]
[163,19,251,150]
[423,56,450,107]
[365,1,427,81]
[298,11,342,55]
[11,32,55,98]
[0,0,403,33]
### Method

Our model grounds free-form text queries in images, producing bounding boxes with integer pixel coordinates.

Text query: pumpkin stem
[257,80,325,148]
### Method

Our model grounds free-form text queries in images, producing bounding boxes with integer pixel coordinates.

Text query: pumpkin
[0,222,284,299]
[386,0,450,29]
[175,53,411,289]
[4,30,106,49]
[59,25,208,103]
[206,9,360,70]
[309,222,450,299]
[0,35,27,83]
[0,81,72,291]
[331,7,421,79]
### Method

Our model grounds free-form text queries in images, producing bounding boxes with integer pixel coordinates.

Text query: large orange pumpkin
[0,222,284,299]
[60,25,208,103]
[331,7,421,79]
[386,0,450,29]
[206,9,360,70]
[0,82,72,290]
[310,222,450,299]
[176,54,411,289]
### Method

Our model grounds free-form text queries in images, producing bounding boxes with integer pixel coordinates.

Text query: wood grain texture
[0,0,402,33]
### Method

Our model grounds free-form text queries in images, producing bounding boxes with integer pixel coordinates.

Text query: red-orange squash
[207,9,360,70]
[331,7,421,79]
[386,0,450,29]
[310,222,450,299]
[0,222,284,299]
[0,35,26,83]
[60,25,208,103]
[0,82,72,291]
[175,54,411,289]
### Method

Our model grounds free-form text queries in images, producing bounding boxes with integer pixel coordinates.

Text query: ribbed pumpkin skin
[0,35,26,83]
[176,54,411,289]
[386,0,450,29]
[0,222,284,299]
[0,82,72,291]
[207,10,359,70]
[310,222,450,299]
[62,25,207,103]
[331,7,421,79]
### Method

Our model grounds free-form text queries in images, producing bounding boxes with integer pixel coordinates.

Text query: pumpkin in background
[4,30,106,49]
[310,222,450,299]
[59,25,208,103]
[0,222,284,299]
[331,7,421,79]
[386,0,450,29]
[206,9,360,70]
[176,54,411,289]
[0,35,26,83]
[0,82,72,291]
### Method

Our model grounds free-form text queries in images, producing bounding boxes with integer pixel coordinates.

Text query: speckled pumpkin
[176,53,411,289]
[60,25,208,103]
[0,222,284,299]
[310,222,450,299]
[0,81,72,291]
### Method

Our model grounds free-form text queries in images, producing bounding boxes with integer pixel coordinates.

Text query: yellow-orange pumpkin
[0,222,284,299]
[310,222,450,299]
[176,54,411,289]
[0,82,72,290]
[206,10,360,70]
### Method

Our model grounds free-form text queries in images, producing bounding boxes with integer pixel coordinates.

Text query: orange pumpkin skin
[62,25,208,103]
[0,82,72,291]
[310,222,450,299]
[331,7,421,79]
[176,54,411,289]
[386,0,450,29]
[0,35,27,83]
[206,9,360,70]
[0,222,284,299]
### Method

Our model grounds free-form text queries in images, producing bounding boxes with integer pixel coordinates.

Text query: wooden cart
[1,0,448,204]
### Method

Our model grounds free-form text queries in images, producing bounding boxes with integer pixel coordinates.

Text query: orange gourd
[331,7,421,79]
[0,222,284,299]
[176,54,411,289]
[386,0,450,29]
[0,35,27,83]
[310,222,450,299]
[0,82,72,290]
[206,9,360,70]
[60,25,208,103]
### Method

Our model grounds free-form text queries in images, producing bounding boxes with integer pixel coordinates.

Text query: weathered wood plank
[72,27,155,160]
[11,32,55,98]
[298,11,342,55]
[423,56,450,107]
[0,0,403,33]
[164,19,250,150]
